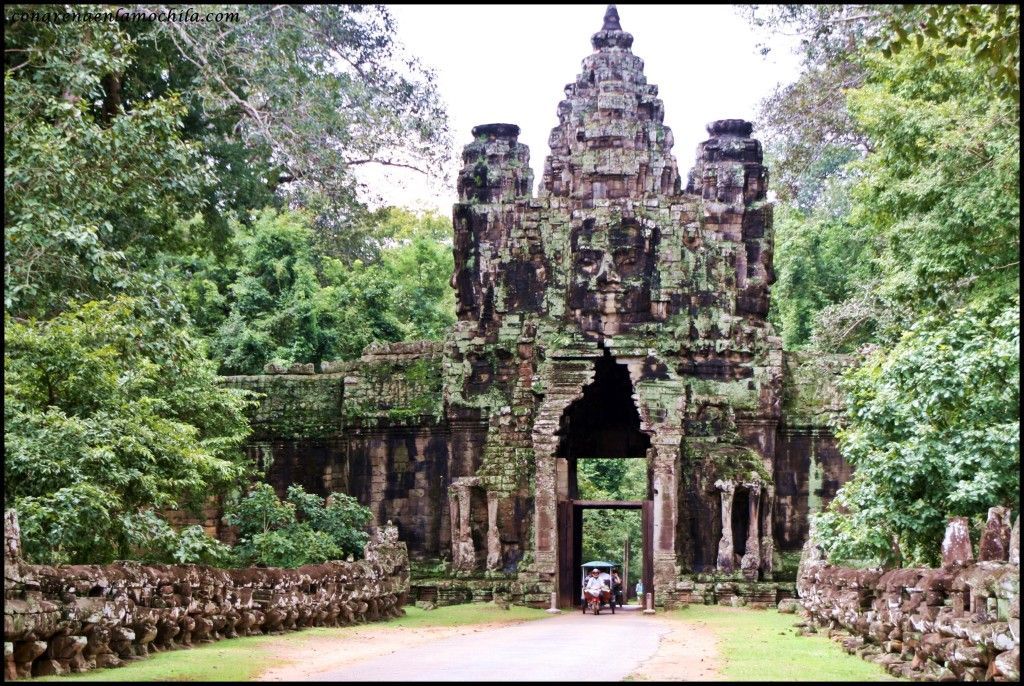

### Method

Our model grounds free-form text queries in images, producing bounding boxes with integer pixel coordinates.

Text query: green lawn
[671,605,902,682]
[32,604,549,682]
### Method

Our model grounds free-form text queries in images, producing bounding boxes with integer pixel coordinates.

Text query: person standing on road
[635,579,644,601]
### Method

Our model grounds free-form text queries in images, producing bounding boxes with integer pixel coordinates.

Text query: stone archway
[534,351,658,607]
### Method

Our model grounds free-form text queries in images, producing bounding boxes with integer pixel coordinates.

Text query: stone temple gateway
[220,6,854,608]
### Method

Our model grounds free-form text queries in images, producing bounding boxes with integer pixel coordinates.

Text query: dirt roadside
[256,620,537,681]
[627,613,722,681]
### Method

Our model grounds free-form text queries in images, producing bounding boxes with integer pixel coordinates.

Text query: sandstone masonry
[215,6,854,609]
[3,510,409,680]
[797,512,1020,681]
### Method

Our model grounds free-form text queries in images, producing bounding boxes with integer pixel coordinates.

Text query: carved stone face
[569,217,659,334]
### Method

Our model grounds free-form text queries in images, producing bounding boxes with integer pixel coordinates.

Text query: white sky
[357,4,802,214]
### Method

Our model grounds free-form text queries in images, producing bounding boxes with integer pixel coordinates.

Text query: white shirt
[584,575,606,593]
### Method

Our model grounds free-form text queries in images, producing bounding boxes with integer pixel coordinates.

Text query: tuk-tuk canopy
[581,560,616,569]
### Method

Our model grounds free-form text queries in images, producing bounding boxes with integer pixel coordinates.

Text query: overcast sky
[357,4,802,213]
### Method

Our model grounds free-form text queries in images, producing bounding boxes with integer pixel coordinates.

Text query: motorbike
[580,560,617,615]
[583,586,614,615]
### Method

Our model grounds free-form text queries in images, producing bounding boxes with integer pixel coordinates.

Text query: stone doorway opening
[555,352,654,607]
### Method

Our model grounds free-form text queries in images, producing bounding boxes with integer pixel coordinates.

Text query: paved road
[313,607,670,682]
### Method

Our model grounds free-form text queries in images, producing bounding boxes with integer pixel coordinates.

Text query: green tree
[751,5,1019,349]
[5,3,453,316]
[4,11,209,318]
[750,4,1020,565]
[814,300,1019,566]
[376,208,457,342]
[4,297,255,564]
[123,4,452,260]
[226,483,371,567]
[207,208,453,374]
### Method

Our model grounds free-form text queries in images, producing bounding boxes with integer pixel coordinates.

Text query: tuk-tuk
[580,560,616,615]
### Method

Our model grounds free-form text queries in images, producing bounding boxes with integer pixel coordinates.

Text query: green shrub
[225,483,371,567]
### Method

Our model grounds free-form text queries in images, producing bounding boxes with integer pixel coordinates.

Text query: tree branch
[345,158,428,175]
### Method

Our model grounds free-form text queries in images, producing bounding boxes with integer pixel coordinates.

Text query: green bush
[226,483,372,567]
[4,297,255,564]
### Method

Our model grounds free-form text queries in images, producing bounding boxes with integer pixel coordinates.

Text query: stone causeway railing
[797,508,1019,681]
[3,510,409,679]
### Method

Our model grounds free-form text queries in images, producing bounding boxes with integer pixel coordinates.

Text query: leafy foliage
[200,208,453,375]
[815,300,1019,566]
[4,12,209,318]
[751,5,1020,564]
[3,4,454,566]
[578,459,646,585]
[226,483,371,567]
[126,4,452,258]
[754,5,1019,350]
[869,4,1019,102]
[4,297,255,564]
[844,43,1019,322]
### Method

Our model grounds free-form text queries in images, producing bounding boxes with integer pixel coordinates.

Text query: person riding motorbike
[583,568,608,606]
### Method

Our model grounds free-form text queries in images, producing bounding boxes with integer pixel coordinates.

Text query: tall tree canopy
[4,5,454,562]
[5,4,452,318]
[748,4,1020,565]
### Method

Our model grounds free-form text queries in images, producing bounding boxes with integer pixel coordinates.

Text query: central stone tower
[445,5,782,606]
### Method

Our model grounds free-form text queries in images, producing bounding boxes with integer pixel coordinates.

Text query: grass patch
[32,603,550,682]
[670,605,902,682]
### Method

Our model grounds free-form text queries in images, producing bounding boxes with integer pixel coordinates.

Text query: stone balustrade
[3,510,409,679]
[797,510,1019,681]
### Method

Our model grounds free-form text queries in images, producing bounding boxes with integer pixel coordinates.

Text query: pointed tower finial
[592,4,633,50]
[602,5,622,31]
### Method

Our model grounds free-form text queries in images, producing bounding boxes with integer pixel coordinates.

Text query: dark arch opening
[556,351,651,460]
[732,487,750,557]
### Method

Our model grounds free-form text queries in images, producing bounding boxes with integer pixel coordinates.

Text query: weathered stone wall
[220,370,346,440]
[3,511,409,680]
[217,342,455,561]
[774,351,855,554]
[796,512,1020,681]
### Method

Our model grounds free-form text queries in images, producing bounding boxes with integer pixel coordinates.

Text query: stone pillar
[759,484,775,579]
[528,361,595,586]
[449,480,476,572]
[941,516,974,567]
[531,432,558,573]
[486,492,501,571]
[447,490,460,565]
[978,506,1012,562]
[740,482,762,580]
[715,480,736,573]
[652,441,679,601]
